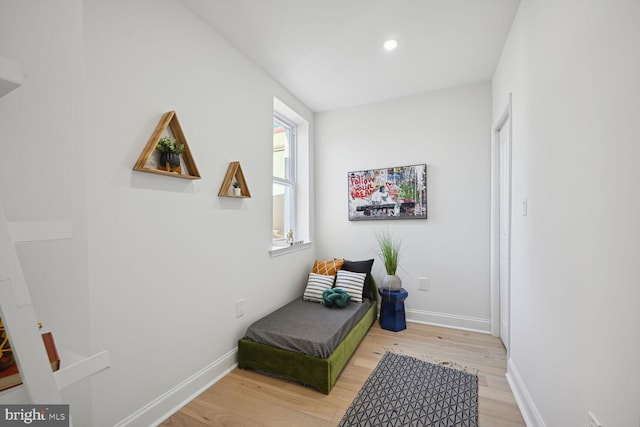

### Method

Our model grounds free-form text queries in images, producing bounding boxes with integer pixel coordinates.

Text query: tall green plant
[375,229,401,275]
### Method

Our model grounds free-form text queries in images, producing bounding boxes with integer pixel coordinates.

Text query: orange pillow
[311,259,344,276]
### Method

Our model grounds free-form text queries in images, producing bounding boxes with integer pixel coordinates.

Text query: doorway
[491,94,512,352]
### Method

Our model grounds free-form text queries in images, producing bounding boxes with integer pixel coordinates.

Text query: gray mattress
[244,297,373,359]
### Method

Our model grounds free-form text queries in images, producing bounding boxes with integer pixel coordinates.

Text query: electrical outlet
[418,277,429,291]
[235,298,245,318]
[588,412,602,427]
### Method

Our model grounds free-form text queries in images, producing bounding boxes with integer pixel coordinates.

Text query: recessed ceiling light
[383,39,398,51]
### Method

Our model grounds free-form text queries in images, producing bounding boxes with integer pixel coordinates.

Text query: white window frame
[273,112,297,242]
[271,97,312,256]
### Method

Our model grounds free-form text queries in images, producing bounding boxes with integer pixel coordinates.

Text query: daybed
[237,259,377,394]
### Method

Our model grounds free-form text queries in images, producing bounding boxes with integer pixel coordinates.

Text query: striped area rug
[339,352,478,426]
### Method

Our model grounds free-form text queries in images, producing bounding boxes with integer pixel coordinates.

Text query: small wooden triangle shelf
[218,161,251,198]
[133,111,201,180]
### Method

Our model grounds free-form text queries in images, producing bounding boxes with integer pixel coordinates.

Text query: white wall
[84,1,317,425]
[0,0,92,425]
[493,1,640,426]
[1,0,317,425]
[316,82,492,332]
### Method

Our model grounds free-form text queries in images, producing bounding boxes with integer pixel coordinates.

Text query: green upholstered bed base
[238,300,376,394]
[237,287,377,394]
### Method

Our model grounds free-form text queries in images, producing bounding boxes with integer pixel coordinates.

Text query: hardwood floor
[160,322,526,426]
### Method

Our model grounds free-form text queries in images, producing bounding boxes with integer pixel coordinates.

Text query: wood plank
[160,323,526,426]
[132,167,201,180]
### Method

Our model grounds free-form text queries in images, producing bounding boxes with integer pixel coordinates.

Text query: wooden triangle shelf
[133,111,201,180]
[218,161,251,198]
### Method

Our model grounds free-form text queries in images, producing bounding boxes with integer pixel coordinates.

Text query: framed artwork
[348,164,427,221]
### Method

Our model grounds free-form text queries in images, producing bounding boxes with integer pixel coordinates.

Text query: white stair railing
[0,201,110,423]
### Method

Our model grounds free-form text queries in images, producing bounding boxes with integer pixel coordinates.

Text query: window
[272,97,310,253]
[272,113,296,242]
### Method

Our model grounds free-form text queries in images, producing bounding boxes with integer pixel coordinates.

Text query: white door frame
[490,93,512,343]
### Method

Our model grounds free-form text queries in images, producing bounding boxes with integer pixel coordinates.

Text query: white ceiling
[179,0,521,112]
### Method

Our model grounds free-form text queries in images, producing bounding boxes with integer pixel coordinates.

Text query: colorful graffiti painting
[348,164,427,221]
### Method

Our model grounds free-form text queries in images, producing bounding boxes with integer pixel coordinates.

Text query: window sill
[269,241,313,257]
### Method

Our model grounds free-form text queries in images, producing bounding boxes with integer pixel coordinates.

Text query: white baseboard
[506,358,546,427]
[115,348,238,427]
[406,309,491,334]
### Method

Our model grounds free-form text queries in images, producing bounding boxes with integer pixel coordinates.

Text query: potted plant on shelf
[156,136,185,174]
[232,181,242,196]
[376,229,402,291]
